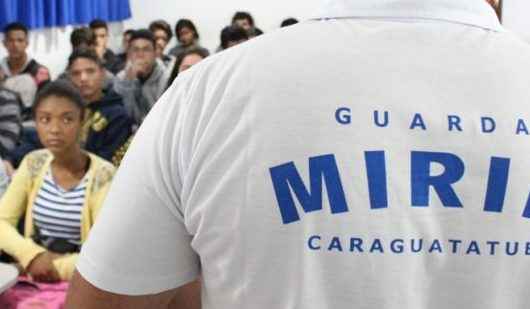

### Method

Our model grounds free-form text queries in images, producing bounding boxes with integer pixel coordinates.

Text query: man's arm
[66,270,201,309]
[68,69,200,301]
[0,89,22,158]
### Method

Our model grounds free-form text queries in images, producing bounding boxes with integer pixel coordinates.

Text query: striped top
[0,88,22,158]
[32,169,88,246]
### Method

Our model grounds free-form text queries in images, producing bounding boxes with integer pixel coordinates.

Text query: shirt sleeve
[76,72,200,296]
[0,155,47,269]
[0,90,22,157]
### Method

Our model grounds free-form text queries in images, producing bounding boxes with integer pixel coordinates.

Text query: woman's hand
[26,251,61,283]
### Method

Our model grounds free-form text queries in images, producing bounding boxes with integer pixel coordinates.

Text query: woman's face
[234,19,252,32]
[178,53,204,73]
[178,27,195,46]
[35,96,83,156]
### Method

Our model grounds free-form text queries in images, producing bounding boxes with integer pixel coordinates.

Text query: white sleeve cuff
[76,253,199,296]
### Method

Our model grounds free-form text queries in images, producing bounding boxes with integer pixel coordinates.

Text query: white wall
[124,0,321,51]
[0,0,320,78]
[1,0,529,78]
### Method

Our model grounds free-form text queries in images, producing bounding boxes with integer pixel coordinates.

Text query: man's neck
[85,90,104,105]
[8,53,28,75]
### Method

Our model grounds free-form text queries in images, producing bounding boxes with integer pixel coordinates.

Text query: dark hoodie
[81,89,133,163]
[7,89,133,167]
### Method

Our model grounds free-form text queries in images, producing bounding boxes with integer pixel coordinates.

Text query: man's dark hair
[70,27,95,49]
[3,22,28,36]
[254,27,264,36]
[68,48,103,69]
[175,19,199,41]
[129,29,156,48]
[89,19,108,31]
[220,25,249,50]
[32,80,86,119]
[124,29,135,37]
[281,18,299,27]
[149,20,173,41]
[232,12,255,27]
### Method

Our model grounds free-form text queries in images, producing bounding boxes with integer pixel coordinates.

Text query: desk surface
[0,263,19,294]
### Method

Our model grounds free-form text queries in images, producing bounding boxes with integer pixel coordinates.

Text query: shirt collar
[313,0,503,32]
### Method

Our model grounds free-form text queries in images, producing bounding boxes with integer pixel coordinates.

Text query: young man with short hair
[68,49,133,165]
[110,29,135,74]
[1,22,50,88]
[89,19,118,73]
[113,29,169,127]
[232,11,263,38]
[70,27,96,51]
[149,20,174,68]
[169,19,209,59]
[5,50,133,167]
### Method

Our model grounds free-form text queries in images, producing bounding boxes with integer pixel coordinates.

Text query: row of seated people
[0,24,213,287]
[0,13,298,291]
[0,24,217,170]
[0,15,272,169]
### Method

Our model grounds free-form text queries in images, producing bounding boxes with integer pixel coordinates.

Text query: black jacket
[82,89,133,163]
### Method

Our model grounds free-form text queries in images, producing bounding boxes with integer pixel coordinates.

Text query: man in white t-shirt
[66,0,530,308]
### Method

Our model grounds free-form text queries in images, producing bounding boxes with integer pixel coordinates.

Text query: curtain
[0,0,131,31]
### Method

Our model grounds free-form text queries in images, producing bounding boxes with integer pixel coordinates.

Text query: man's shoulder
[98,103,129,119]
[102,88,127,105]
[0,87,19,102]
[104,49,117,58]
[114,70,126,80]
[93,99,129,119]
[113,71,136,86]
[168,45,183,56]
[89,91,130,126]
[152,60,169,79]
[25,58,50,85]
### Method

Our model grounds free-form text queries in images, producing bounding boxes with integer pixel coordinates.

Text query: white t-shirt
[77,1,530,308]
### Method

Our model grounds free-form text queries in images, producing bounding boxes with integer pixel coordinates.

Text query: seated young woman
[166,46,209,89]
[0,80,115,282]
